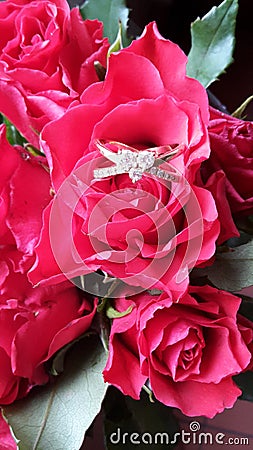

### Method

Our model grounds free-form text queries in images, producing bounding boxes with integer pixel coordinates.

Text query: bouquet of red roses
[0,0,252,448]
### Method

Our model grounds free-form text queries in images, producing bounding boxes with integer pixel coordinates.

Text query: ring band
[94,165,180,183]
[94,139,182,160]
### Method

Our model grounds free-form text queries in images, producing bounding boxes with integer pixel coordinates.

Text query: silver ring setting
[93,139,182,183]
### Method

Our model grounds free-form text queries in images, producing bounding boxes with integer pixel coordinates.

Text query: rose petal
[150,367,241,418]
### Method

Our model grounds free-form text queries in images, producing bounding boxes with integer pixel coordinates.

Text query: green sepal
[107,21,123,57]
[232,95,253,119]
[24,144,45,157]
[106,304,133,319]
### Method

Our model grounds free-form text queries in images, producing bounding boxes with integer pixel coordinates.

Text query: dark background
[69,0,253,118]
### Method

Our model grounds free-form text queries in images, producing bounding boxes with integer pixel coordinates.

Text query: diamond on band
[94,164,180,183]
[93,139,182,183]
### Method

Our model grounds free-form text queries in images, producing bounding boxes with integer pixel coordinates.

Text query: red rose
[202,106,253,218]
[0,412,16,450]
[0,0,109,146]
[200,170,239,244]
[0,124,51,270]
[0,122,97,405]
[0,252,97,405]
[103,286,252,417]
[29,23,219,297]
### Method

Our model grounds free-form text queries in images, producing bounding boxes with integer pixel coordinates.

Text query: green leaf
[80,0,130,46]
[49,331,96,376]
[195,240,253,292]
[234,371,253,402]
[3,336,108,450]
[3,117,27,146]
[187,0,238,88]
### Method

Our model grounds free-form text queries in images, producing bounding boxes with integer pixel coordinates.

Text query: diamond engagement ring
[93,139,182,183]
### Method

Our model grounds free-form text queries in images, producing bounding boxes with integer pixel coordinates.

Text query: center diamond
[120,150,138,171]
